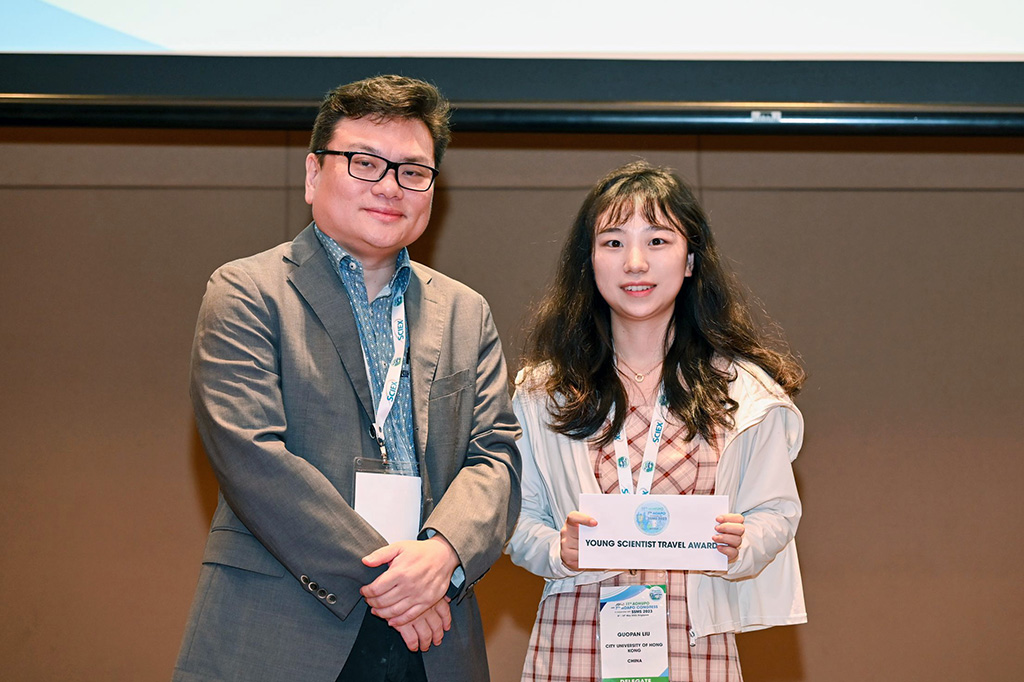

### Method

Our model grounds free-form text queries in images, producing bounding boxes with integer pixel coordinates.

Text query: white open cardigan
[505,359,807,638]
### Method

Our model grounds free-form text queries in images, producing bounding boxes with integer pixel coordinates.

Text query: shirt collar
[314,223,411,298]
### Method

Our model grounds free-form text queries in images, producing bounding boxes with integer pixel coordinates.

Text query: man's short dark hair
[309,75,452,167]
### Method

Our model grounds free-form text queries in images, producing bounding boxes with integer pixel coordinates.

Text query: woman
[506,160,806,682]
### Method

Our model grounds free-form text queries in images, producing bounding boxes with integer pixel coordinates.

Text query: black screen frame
[2,55,1023,135]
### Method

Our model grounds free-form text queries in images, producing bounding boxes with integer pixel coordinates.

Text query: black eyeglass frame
[312,149,439,192]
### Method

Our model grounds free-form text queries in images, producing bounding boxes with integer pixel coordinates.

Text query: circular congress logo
[634,500,670,536]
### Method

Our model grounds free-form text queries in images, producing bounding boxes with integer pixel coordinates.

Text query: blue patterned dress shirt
[314,225,418,475]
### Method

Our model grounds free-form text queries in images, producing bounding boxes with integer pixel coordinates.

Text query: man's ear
[304,153,320,205]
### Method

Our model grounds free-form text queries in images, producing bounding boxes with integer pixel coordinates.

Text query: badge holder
[597,583,670,682]
[353,456,422,544]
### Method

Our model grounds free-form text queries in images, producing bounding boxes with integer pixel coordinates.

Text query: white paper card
[579,493,729,571]
[599,584,670,682]
[354,471,422,544]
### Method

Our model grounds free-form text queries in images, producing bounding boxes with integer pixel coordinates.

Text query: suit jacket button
[317,588,328,599]
[308,581,318,592]
[326,594,337,605]
[300,575,310,587]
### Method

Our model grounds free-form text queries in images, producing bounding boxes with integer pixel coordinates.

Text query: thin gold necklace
[616,357,663,383]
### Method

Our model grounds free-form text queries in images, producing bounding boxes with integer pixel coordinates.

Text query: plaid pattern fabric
[522,405,742,682]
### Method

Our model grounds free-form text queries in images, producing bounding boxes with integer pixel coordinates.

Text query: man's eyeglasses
[313,150,439,192]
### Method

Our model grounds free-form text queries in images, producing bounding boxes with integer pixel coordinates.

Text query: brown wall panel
[704,188,1024,681]
[0,128,292,188]
[0,184,290,680]
[411,186,580,359]
[1,127,1022,682]
[699,136,1024,190]
[441,133,700,189]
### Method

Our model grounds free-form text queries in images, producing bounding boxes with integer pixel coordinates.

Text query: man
[173,75,521,682]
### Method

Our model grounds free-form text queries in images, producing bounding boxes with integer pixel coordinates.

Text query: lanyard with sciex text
[362,293,407,466]
[612,387,668,495]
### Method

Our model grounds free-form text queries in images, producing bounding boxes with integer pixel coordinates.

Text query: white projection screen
[3,0,1024,133]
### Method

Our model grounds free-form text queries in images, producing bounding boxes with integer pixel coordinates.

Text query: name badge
[353,458,421,543]
[599,584,669,682]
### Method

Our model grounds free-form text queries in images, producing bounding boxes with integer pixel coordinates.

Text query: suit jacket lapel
[286,225,374,422]
[406,265,443,467]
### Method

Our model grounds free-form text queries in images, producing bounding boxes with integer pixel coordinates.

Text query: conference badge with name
[599,584,669,682]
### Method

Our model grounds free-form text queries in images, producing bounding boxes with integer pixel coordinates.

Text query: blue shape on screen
[2,0,165,52]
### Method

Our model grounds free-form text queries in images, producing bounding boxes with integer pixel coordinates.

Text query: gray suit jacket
[174,225,521,682]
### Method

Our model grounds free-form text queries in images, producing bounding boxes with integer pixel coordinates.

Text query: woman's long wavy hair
[525,160,805,447]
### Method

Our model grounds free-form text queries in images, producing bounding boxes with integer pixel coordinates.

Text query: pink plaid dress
[521,404,743,682]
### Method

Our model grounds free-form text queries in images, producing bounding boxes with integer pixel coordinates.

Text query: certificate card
[599,584,669,682]
[578,493,729,571]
